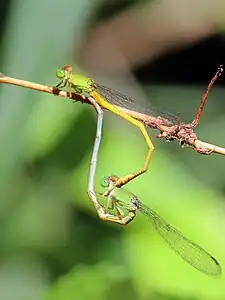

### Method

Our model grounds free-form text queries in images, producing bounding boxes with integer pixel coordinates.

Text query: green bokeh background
[0,1,225,300]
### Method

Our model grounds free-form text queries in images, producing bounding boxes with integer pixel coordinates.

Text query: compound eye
[100,176,109,188]
[56,68,65,79]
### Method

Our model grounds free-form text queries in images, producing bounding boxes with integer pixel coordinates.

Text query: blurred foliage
[0,1,225,300]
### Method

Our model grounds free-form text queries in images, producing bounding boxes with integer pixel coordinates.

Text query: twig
[0,68,224,156]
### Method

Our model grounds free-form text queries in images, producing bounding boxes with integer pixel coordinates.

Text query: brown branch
[0,71,224,156]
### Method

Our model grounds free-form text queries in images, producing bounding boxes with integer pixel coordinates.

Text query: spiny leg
[105,191,136,224]
[55,79,67,88]
[114,204,136,225]
[88,189,136,225]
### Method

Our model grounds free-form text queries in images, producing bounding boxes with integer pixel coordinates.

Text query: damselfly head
[100,176,109,188]
[56,66,72,80]
[56,67,66,79]
[62,65,73,73]
[100,175,119,188]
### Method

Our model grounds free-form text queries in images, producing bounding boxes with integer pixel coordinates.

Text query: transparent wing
[96,83,181,126]
[137,201,221,276]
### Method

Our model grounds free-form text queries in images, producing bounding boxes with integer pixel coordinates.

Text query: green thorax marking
[68,74,96,95]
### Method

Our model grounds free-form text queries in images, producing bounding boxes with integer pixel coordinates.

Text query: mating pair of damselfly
[55,65,222,277]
